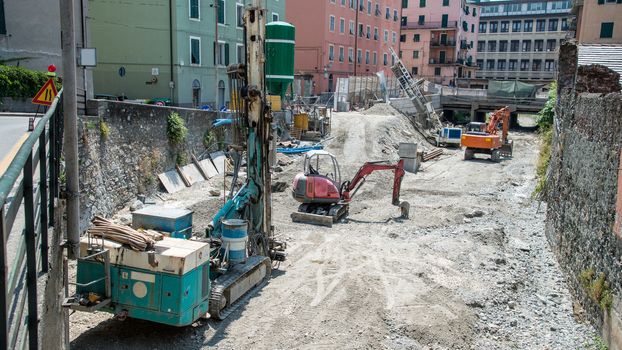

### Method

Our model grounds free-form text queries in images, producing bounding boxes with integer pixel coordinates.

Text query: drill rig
[66,3,288,325]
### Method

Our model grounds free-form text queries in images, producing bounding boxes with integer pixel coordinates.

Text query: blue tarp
[277,144,323,154]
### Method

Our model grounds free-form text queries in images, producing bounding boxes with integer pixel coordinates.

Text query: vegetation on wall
[579,268,614,312]
[0,65,60,98]
[99,120,110,139]
[166,112,188,145]
[534,82,556,196]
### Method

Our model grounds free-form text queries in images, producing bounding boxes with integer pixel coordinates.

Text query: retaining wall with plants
[545,42,622,350]
[78,100,217,230]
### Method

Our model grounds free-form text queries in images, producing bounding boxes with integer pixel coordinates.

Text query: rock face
[546,42,622,349]
[79,100,217,231]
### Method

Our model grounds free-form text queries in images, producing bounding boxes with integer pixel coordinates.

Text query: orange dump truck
[461,106,513,162]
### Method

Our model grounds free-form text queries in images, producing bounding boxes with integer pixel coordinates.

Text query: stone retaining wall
[78,100,217,231]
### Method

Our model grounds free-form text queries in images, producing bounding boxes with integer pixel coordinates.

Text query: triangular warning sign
[32,79,59,106]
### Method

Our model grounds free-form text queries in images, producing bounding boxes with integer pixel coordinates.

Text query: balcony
[430,40,457,47]
[401,21,458,30]
[457,58,476,67]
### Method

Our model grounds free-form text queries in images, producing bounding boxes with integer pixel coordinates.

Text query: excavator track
[208,255,272,320]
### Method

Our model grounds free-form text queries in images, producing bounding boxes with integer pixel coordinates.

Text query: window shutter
[213,41,217,65]
[225,43,230,65]
[597,0,604,4]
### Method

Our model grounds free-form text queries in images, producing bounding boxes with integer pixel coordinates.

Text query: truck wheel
[464,149,474,160]
[491,150,501,162]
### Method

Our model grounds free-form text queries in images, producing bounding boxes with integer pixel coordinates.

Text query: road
[0,115,34,176]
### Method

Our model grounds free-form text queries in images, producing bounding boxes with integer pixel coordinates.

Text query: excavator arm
[486,106,511,142]
[340,159,409,217]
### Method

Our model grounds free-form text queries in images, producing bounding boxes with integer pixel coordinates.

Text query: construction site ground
[70,106,599,349]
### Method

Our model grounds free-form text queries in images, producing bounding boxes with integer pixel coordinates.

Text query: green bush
[0,65,60,98]
[533,82,557,197]
[536,82,556,131]
[166,112,188,145]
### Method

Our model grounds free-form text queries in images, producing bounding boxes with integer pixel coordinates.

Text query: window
[473,7,477,16]
[505,3,522,12]
[348,48,354,63]
[385,7,390,19]
[441,14,448,28]
[190,36,201,65]
[0,1,5,35]
[366,25,371,39]
[600,22,614,38]
[477,41,485,52]
[329,45,335,61]
[512,20,521,32]
[479,22,487,33]
[383,53,388,65]
[236,3,244,27]
[561,18,569,31]
[341,0,346,5]
[340,18,345,33]
[412,67,418,75]
[329,15,335,31]
[374,27,379,40]
[508,60,517,71]
[349,20,355,35]
[520,59,529,71]
[413,50,419,58]
[190,0,200,20]
[548,19,558,31]
[532,59,542,71]
[524,20,533,32]
[477,59,483,69]
[215,41,229,66]
[357,49,362,63]
[368,1,372,14]
[272,13,279,22]
[400,34,406,42]
[434,67,441,76]
[522,40,531,52]
[418,15,425,25]
[544,39,556,52]
[484,59,493,71]
[375,3,380,15]
[359,23,364,37]
[536,19,546,32]
[339,46,345,62]
[443,0,449,6]
[527,2,545,11]
[501,21,509,32]
[218,0,225,24]
[392,31,396,43]
[487,41,497,52]
[350,0,354,8]
[384,29,389,42]
[401,16,408,26]
[365,50,370,64]
[237,43,245,63]
[393,9,399,21]
[490,21,498,33]
[402,0,409,7]
[373,51,377,65]
[471,24,475,33]
[497,60,506,70]
[510,40,519,52]
[413,34,420,42]
[499,40,508,52]
[545,60,555,71]
[420,0,426,7]
[534,40,544,52]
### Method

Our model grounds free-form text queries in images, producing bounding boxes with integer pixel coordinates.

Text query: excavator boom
[342,159,406,207]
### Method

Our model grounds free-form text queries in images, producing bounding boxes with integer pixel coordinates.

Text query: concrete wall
[78,100,217,231]
[545,42,622,350]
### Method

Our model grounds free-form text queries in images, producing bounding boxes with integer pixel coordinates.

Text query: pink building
[400,0,479,86]
[287,0,402,94]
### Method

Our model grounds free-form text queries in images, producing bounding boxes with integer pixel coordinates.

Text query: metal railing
[401,21,458,30]
[0,91,64,350]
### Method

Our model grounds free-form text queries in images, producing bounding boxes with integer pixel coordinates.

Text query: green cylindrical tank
[265,21,295,99]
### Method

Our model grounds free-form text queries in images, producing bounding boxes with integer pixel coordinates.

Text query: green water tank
[266,21,295,98]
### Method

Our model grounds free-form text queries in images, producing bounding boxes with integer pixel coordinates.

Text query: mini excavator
[291,150,410,227]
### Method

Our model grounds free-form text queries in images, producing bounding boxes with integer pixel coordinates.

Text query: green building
[89,0,286,107]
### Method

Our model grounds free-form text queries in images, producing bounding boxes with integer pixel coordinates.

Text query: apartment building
[573,0,622,43]
[400,0,480,87]
[287,0,402,94]
[473,0,572,84]
[90,0,285,107]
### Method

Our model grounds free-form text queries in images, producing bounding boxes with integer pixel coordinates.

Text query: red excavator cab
[292,150,342,204]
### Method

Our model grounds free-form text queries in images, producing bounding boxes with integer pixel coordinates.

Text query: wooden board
[158,170,187,193]
[199,159,219,179]
[290,212,333,227]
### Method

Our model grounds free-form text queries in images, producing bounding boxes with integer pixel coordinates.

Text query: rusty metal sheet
[158,169,187,193]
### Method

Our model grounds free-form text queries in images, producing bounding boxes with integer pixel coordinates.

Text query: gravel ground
[69,107,600,349]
